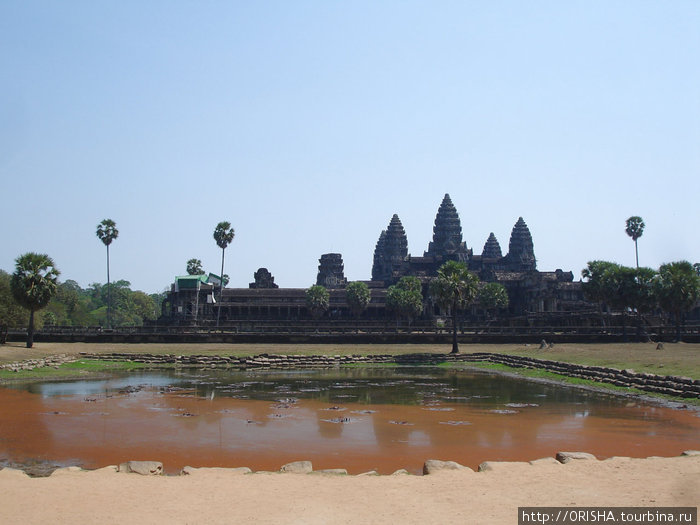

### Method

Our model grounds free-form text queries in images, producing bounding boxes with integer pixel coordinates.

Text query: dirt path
[0,456,697,524]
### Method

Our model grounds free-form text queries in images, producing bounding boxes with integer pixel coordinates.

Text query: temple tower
[505,217,536,271]
[316,253,347,288]
[482,233,503,259]
[385,214,408,260]
[371,214,408,283]
[249,268,279,289]
[424,194,468,262]
[371,230,387,281]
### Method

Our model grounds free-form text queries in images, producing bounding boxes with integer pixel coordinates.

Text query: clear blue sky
[1,1,698,294]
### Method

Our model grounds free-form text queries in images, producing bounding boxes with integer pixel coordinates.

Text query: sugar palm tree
[213,221,235,327]
[430,260,479,354]
[186,258,203,275]
[96,219,118,328]
[11,252,60,348]
[346,281,371,328]
[625,216,645,269]
[305,285,330,319]
[655,261,700,342]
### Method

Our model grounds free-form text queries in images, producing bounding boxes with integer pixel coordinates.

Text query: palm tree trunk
[106,244,111,329]
[27,310,34,349]
[451,299,459,354]
[634,239,639,269]
[216,247,225,327]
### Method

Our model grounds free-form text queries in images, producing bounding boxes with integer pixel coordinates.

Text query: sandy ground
[0,456,697,524]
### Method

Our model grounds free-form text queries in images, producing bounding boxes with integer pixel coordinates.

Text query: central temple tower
[424,193,469,263]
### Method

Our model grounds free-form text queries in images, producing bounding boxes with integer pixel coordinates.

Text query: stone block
[423,459,471,475]
[555,452,597,464]
[118,461,163,475]
[279,461,313,474]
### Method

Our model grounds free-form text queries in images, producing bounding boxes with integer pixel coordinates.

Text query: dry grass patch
[1,341,698,379]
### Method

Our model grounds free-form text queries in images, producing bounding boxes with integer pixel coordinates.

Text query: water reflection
[1,367,699,475]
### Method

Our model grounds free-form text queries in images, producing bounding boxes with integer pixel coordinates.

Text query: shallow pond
[1,367,698,474]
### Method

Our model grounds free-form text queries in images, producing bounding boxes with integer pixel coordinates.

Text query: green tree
[430,261,479,354]
[345,281,371,321]
[631,266,658,340]
[478,282,509,320]
[186,258,203,275]
[305,285,330,319]
[625,216,645,269]
[213,221,235,327]
[43,311,57,326]
[386,277,423,330]
[0,270,29,329]
[655,261,700,342]
[583,262,643,337]
[582,261,620,325]
[96,219,118,328]
[10,253,60,348]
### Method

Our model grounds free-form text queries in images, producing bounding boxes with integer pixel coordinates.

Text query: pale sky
[1,1,698,294]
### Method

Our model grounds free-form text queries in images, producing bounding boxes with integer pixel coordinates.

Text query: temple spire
[424,193,468,261]
[371,230,387,281]
[482,233,502,259]
[371,215,408,283]
[505,217,536,270]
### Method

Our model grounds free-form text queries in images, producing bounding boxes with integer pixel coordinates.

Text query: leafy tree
[581,260,620,325]
[582,261,658,338]
[631,266,658,340]
[345,281,371,320]
[694,263,700,276]
[96,219,118,328]
[396,275,422,295]
[655,261,700,341]
[430,261,479,354]
[213,221,235,326]
[186,259,203,275]
[478,282,509,320]
[43,311,57,326]
[630,267,657,314]
[386,277,423,329]
[10,253,60,348]
[305,285,330,319]
[0,270,29,328]
[625,216,645,269]
[582,261,638,336]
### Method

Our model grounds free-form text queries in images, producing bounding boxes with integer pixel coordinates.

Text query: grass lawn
[1,341,698,379]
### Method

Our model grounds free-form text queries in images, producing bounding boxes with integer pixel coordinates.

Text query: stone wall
[71,351,700,399]
[16,331,700,344]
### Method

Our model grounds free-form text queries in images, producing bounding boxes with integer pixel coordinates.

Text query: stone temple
[162,194,586,324]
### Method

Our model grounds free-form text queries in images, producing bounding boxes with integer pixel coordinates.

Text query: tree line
[582,260,700,341]
[0,269,164,336]
[304,260,508,354]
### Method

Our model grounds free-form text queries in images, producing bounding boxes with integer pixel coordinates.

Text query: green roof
[176,274,209,289]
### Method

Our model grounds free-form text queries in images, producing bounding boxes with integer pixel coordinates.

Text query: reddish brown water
[1,369,698,475]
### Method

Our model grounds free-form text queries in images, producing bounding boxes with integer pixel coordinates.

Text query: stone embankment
[68,351,700,399]
[34,450,699,478]
[0,354,76,372]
